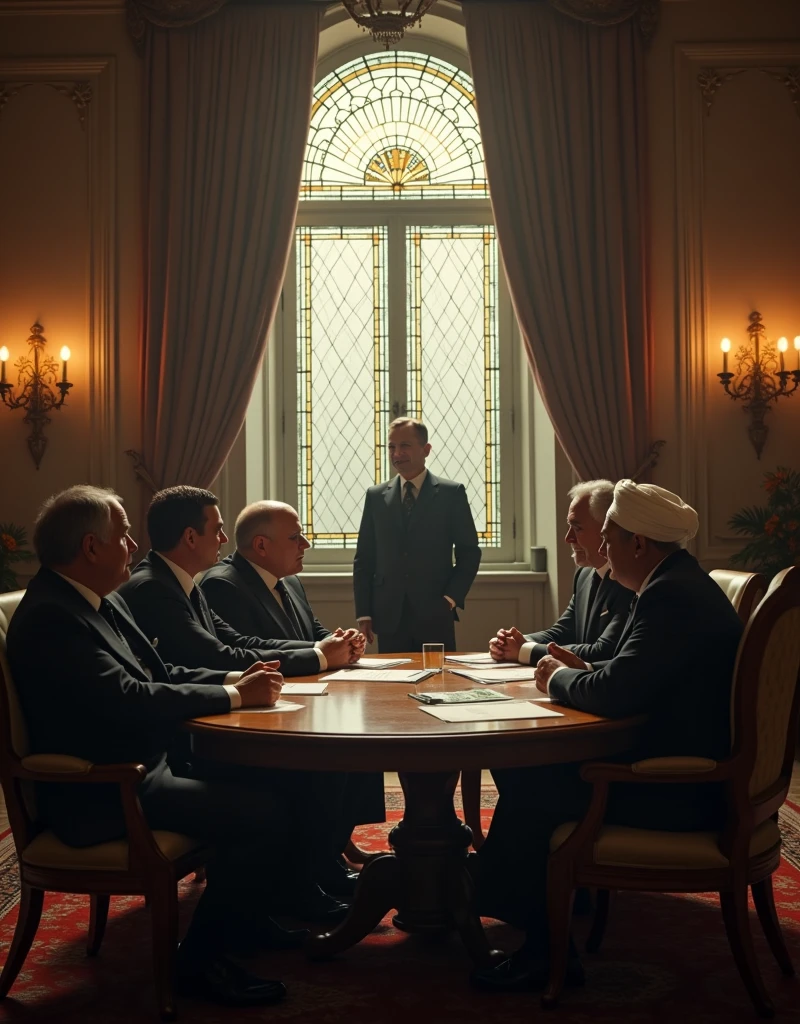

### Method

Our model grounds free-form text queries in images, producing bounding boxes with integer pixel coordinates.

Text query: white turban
[607,479,699,544]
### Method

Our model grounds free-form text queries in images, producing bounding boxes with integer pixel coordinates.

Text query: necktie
[99,599,130,650]
[275,579,303,640]
[189,586,209,630]
[587,570,603,613]
[402,480,416,524]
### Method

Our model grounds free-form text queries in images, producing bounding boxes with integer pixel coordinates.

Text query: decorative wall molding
[674,42,800,563]
[697,65,800,118]
[0,57,118,487]
[0,80,92,129]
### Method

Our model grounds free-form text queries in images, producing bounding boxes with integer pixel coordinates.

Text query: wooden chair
[542,566,800,1017]
[0,591,210,1021]
[710,569,768,624]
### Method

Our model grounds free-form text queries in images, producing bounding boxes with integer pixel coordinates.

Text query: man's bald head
[234,501,310,579]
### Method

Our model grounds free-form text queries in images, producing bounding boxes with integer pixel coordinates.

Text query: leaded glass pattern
[296,226,390,547]
[301,51,487,201]
[406,225,500,546]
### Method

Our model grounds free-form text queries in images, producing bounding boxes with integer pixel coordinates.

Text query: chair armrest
[17,755,147,785]
[581,757,732,785]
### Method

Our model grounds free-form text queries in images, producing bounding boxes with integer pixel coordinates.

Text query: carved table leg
[306,770,503,966]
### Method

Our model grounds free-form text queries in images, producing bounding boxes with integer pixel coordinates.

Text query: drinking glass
[422,643,445,673]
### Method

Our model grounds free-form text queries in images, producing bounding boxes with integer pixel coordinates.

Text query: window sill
[301,566,548,584]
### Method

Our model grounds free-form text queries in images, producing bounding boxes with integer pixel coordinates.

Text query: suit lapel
[232,552,297,639]
[148,552,207,630]
[107,594,170,681]
[575,568,593,642]
[408,472,438,530]
[384,476,405,535]
[284,577,314,642]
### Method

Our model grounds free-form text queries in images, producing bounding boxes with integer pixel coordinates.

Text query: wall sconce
[717,311,800,459]
[0,323,73,470]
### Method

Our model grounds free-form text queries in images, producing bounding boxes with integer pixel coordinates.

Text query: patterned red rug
[0,801,799,1023]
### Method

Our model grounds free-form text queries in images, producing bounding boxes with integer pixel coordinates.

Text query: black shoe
[273,883,350,925]
[176,953,287,1007]
[470,948,585,993]
[316,859,360,898]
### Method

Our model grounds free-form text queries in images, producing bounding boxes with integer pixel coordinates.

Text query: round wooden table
[185,654,645,965]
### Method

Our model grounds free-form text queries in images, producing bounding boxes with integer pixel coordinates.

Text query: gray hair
[568,480,615,524]
[33,485,121,567]
[234,500,293,550]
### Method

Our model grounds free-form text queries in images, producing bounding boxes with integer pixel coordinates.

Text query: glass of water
[422,643,445,673]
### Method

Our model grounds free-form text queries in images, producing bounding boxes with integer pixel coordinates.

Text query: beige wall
[0,0,798,598]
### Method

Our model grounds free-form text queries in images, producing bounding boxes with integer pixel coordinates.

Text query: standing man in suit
[200,499,385,842]
[353,418,481,652]
[489,480,633,665]
[7,485,307,1007]
[119,486,359,675]
[474,481,743,992]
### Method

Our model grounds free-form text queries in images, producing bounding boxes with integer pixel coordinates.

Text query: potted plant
[0,523,33,593]
[729,467,800,579]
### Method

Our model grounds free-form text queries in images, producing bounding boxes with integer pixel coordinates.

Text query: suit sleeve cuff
[357,616,372,624]
[444,595,456,609]
[546,664,568,695]
[519,642,535,664]
[314,647,327,672]
[224,682,242,709]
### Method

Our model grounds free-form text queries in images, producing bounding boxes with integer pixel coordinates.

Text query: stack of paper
[280,682,328,696]
[242,700,305,714]
[324,668,436,683]
[419,701,563,723]
[346,658,412,669]
[411,688,512,705]
[445,653,496,666]
[450,667,539,684]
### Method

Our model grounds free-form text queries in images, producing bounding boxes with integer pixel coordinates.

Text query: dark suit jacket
[549,549,743,765]
[200,551,329,644]
[117,551,321,676]
[524,567,633,663]
[353,472,481,634]
[7,568,231,844]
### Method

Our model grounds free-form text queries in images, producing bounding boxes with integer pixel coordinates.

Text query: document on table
[445,653,496,666]
[280,683,328,695]
[450,667,539,684]
[419,701,563,723]
[242,700,305,714]
[346,658,413,669]
[324,668,436,683]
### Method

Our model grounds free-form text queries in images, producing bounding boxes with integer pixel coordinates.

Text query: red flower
[1,533,17,552]
[764,515,780,536]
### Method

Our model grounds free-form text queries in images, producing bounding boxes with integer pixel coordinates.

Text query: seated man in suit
[200,499,384,854]
[119,486,360,676]
[489,480,632,665]
[7,485,310,1007]
[118,486,363,901]
[474,480,743,993]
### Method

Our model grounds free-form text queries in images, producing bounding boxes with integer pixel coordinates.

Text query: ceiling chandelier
[342,1,438,49]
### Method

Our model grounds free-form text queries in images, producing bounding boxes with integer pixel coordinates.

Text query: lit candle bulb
[778,337,788,372]
[720,337,731,374]
[59,346,71,383]
[0,346,7,384]
[794,335,800,370]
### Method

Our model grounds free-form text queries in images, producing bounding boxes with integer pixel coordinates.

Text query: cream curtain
[464,2,653,480]
[136,4,320,496]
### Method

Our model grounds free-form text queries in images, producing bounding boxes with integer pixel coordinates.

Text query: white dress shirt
[243,557,327,671]
[356,467,456,623]
[152,553,243,708]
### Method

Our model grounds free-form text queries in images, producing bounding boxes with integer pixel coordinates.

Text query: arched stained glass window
[301,51,488,201]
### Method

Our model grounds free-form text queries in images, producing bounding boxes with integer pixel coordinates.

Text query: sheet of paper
[445,653,495,666]
[324,668,435,683]
[241,700,305,714]
[280,683,328,695]
[346,658,413,669]
[418,701,563,723]
[450,668,539,684]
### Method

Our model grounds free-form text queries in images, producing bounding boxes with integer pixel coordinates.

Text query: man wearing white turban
[474,480,743,994]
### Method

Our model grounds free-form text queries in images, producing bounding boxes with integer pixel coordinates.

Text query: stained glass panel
[297,226,390,547]
[301,51,487,201]
[406,225,500,546]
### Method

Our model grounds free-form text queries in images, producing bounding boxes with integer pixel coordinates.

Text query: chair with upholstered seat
[710,569,768,624]
[0,591,210,1021]
[543,566,800,1017]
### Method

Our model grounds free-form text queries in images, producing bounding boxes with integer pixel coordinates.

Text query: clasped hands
[489,626,588,694]
[319,627,366,667]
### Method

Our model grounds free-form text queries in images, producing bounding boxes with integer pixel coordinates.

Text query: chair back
[728,567,800,813]
[710,569,767,624]
[0,591,39,849]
